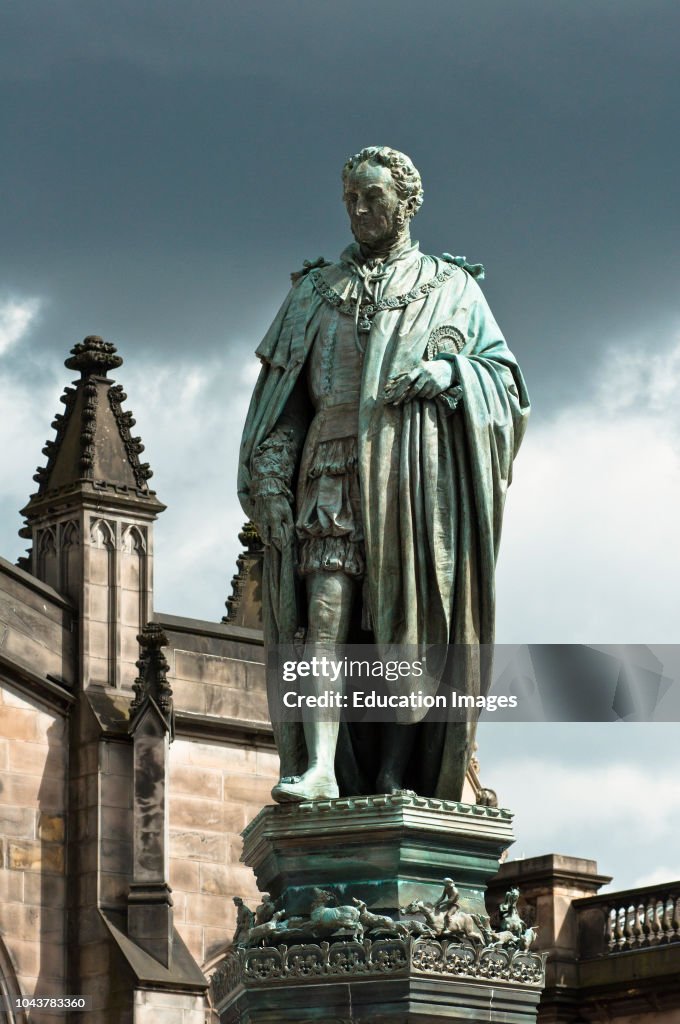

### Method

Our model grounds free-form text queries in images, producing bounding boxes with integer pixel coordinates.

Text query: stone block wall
[0,684,67,1018]
[134,989,206,1024]
[99,738,134,907]
[169,738,278,969]
[167,643,268,727]
[0,558,75,693]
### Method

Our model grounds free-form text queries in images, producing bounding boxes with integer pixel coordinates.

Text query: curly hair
[342,146,424,217]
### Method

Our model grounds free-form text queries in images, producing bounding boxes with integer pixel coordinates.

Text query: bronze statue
[238,146,529,802]
[403,879,490,943]
[231,896,254,947]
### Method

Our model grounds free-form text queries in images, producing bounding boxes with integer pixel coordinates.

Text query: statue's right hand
[255,494,294,551]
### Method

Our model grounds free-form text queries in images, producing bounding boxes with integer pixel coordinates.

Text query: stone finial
[129,623,174,734]
[21,335,163,516]
[223,520,264,626]
[64,335,123,377]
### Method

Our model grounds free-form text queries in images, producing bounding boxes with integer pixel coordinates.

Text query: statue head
[342,146,423,252]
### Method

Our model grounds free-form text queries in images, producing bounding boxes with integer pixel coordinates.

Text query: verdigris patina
[238,146,529,802]
[211,881,545,1021]
[232,878,534,951]
[211,934,546,1022]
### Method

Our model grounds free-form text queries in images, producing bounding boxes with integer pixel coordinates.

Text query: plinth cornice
[242,794,514,867]
[211,936,546,1013]
[244,793,512,839]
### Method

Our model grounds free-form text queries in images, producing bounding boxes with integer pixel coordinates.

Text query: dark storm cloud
[1,0,679,409]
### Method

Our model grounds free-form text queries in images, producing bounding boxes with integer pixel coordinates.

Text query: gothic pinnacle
[64,335,123,377]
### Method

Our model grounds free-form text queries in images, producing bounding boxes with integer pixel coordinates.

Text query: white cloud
[0,366,63,561]
[596,341,680,419]
[631,866,680,889]
[0,293,54,562]
[495,756,680,889]
[499,758,680,841]
[120,355,258,621]
[1,377,57,478]
[0,296,42,356]
[497,335,680,644]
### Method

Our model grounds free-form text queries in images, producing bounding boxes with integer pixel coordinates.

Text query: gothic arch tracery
[122,524,146,554]
[61,520,80,548]
[90,518,115,550]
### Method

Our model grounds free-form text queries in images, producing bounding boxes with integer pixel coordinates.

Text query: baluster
[615,905,627,949]
[605,906,617,952]
[598,887,680,955]
[649,897,663,944]
[671,894,680,942]
[661,894,673,941]
[640,897,653,945]
[632,902,645,946]
[623,903,638,950]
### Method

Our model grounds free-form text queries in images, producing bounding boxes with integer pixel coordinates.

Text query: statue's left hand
[254,493,294,551]
[383,360,454,404]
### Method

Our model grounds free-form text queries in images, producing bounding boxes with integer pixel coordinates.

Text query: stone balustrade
[575,881,680,956]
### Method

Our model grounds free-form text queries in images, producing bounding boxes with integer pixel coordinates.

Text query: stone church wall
[133,988,206,1024]
[169,738,278,968]
[0,559,72,1020]
[0,685,68,1018]
[159,617,279,969]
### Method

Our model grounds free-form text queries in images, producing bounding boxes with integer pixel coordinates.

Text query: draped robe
[237,245,530,799]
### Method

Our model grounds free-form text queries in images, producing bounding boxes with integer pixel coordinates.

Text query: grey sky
[1,1,679,891]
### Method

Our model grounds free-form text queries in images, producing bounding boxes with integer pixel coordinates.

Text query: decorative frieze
[211,935,545,1005]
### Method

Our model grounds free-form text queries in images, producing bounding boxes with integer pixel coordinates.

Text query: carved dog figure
[489,925,539,950]
[351,898,411,937]
[247,909,286,947]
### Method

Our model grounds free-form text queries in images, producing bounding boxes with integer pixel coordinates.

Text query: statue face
[343,162,404,247]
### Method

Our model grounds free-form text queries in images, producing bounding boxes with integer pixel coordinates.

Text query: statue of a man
[231,896,254,947]
[238,146,529,803]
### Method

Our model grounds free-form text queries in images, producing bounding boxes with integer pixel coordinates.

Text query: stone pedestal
[242,794,513,918]
[211,796,545,1023]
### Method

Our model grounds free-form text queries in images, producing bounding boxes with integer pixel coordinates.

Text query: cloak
[237,248,530,798]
